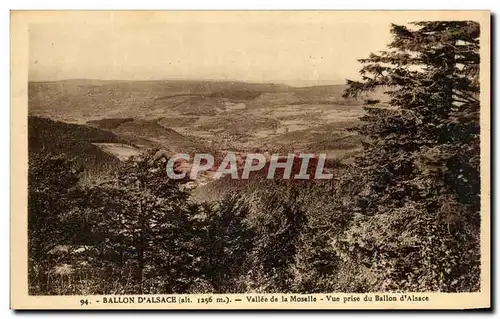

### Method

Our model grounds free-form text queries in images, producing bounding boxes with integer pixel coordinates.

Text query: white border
[3,1,498,318]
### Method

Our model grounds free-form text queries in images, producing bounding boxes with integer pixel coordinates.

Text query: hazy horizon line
[27,77,347,88]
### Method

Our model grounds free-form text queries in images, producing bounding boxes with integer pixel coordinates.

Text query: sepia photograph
[10,10,490,309]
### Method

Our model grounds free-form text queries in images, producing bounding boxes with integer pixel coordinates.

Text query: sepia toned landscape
[23,12,484,298]
[28,80,382,189]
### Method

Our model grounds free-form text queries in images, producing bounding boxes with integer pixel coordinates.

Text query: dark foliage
[339,21,481,292]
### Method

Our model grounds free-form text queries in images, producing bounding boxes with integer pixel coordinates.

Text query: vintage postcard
[10,10,490,310]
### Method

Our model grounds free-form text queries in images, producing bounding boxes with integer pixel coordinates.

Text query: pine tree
[194,195,255,292]
[28,153,83,293]
[83,149,199,293]
[244,185,307,292]
[338,21,481,291]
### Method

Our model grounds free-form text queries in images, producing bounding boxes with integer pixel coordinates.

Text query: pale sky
[29,17,394,86]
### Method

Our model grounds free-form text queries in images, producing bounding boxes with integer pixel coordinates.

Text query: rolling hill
[28,79,290,122]
[28,79,383,157]
[86,118,209,152]
[28,116,133,179]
